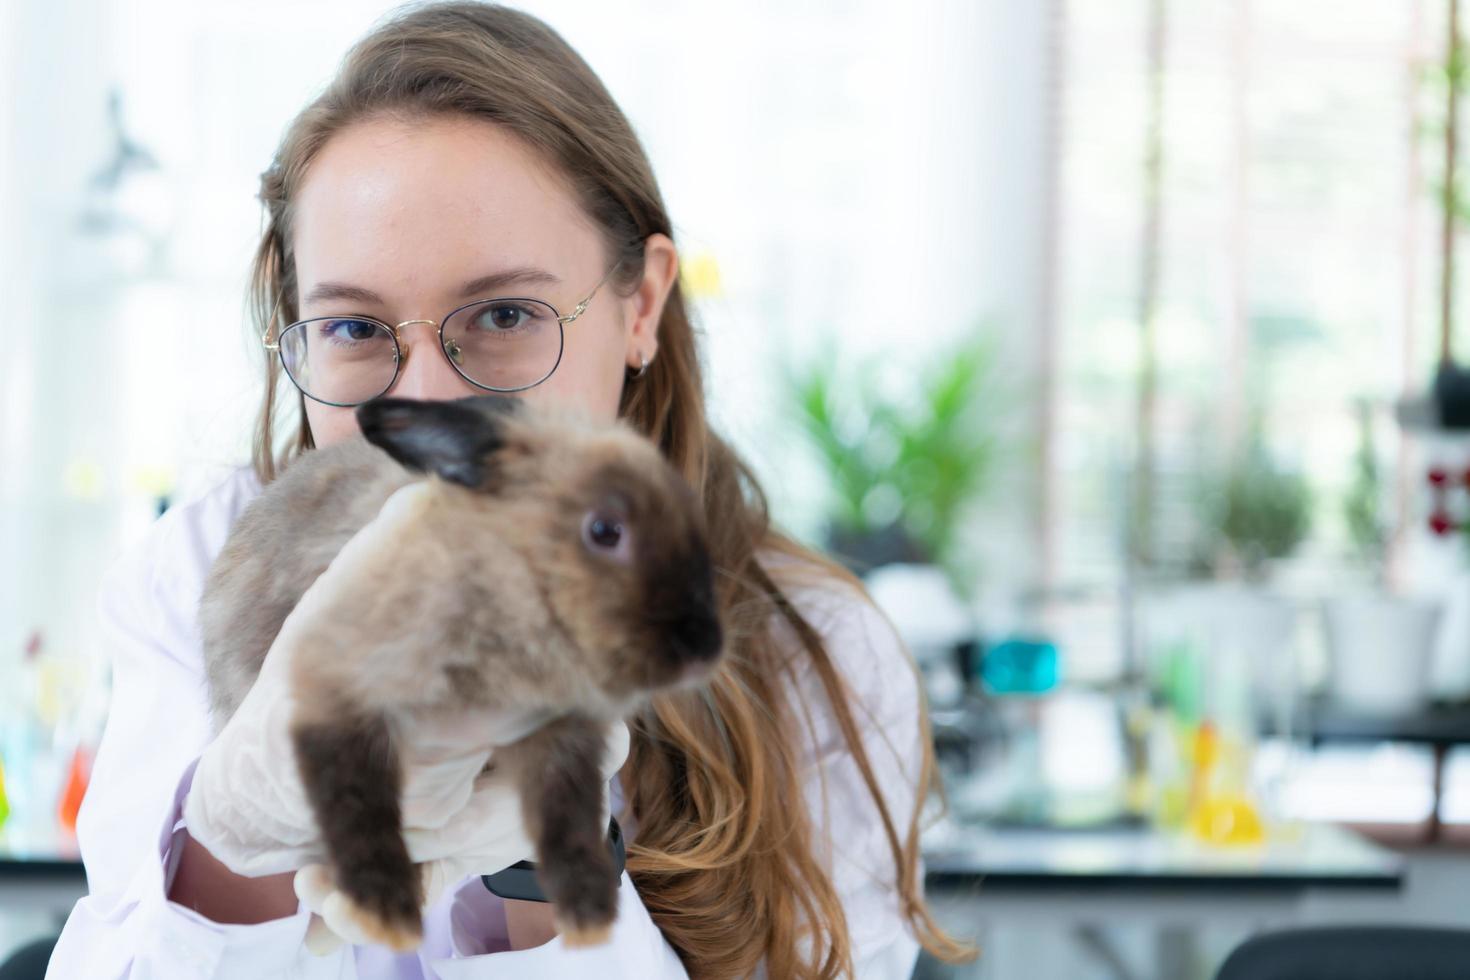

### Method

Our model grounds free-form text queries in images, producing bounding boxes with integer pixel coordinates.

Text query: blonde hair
[246,4,973,975]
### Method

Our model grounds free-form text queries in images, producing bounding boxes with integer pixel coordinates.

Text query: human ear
[623,233,678,370]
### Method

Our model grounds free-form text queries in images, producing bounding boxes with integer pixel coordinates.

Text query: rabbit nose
[673,611,723,664]
[676,556,720,662]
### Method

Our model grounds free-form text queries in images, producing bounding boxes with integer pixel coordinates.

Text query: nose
[388,321,481,401]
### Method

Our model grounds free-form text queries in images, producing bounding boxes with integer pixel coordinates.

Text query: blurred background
[9,0,1470,977]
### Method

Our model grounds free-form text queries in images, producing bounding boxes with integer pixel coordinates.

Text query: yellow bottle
[1187,722,1264,846]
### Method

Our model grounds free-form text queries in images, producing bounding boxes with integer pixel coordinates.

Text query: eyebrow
[301,267,563,308]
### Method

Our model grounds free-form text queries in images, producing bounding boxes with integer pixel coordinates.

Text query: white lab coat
[46,464,926,978]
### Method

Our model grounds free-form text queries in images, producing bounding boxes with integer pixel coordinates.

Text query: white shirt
[46,464,926,979]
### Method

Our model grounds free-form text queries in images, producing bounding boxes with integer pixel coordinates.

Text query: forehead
[291,114,601,305]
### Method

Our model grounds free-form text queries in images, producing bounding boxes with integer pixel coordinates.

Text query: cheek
[305,401,362,447]
[520,314,627,422]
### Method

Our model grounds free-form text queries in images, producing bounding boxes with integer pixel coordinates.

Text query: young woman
[48,3,972,977]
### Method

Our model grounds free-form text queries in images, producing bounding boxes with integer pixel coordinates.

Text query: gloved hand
[294,719,630,955]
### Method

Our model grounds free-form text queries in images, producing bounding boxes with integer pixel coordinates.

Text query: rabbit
[196,394,725,950]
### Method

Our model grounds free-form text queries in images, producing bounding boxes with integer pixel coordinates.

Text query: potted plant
[1195,429,1312,583]
[785,337,1000,593]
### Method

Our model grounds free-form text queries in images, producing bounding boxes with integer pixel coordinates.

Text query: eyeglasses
[263,264,618,407]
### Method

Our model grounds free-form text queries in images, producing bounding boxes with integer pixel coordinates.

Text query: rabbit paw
[322,888,423,952]
[548,874,619,948]
[296,864,422,953]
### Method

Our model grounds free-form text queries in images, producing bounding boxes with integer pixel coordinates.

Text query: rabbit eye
[588,517,621,546]
[582,510,631,561]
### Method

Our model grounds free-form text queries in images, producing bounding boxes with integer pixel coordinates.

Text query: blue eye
[319,318,385,344]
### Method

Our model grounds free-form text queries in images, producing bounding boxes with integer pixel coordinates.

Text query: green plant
[786,337,999,588]
[1343,400,1387,572]
[1200,434,1312,579]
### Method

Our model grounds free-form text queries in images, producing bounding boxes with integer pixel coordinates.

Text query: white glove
[294,720,630,955]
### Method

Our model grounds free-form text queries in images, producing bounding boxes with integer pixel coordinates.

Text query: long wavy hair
[246,3,973,976]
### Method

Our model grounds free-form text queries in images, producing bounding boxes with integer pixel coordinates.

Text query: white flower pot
[1323,594,1442,716]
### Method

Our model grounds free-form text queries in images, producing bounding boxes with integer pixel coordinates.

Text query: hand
[293,720,630,955]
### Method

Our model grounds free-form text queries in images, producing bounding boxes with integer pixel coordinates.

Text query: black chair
[1216,926,1470,980]
[0,936,56,980]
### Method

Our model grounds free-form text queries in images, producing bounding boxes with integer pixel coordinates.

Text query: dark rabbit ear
[356,396,521,488]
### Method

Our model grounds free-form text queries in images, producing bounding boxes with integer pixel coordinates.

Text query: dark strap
[481,816,625,903]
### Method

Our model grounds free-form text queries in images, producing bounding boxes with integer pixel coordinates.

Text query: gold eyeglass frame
[262,262,620,407]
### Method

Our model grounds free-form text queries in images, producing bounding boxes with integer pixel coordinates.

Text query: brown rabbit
[197,394,724,950]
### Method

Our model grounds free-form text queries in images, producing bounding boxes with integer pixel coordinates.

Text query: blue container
[980,637,1061,695]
